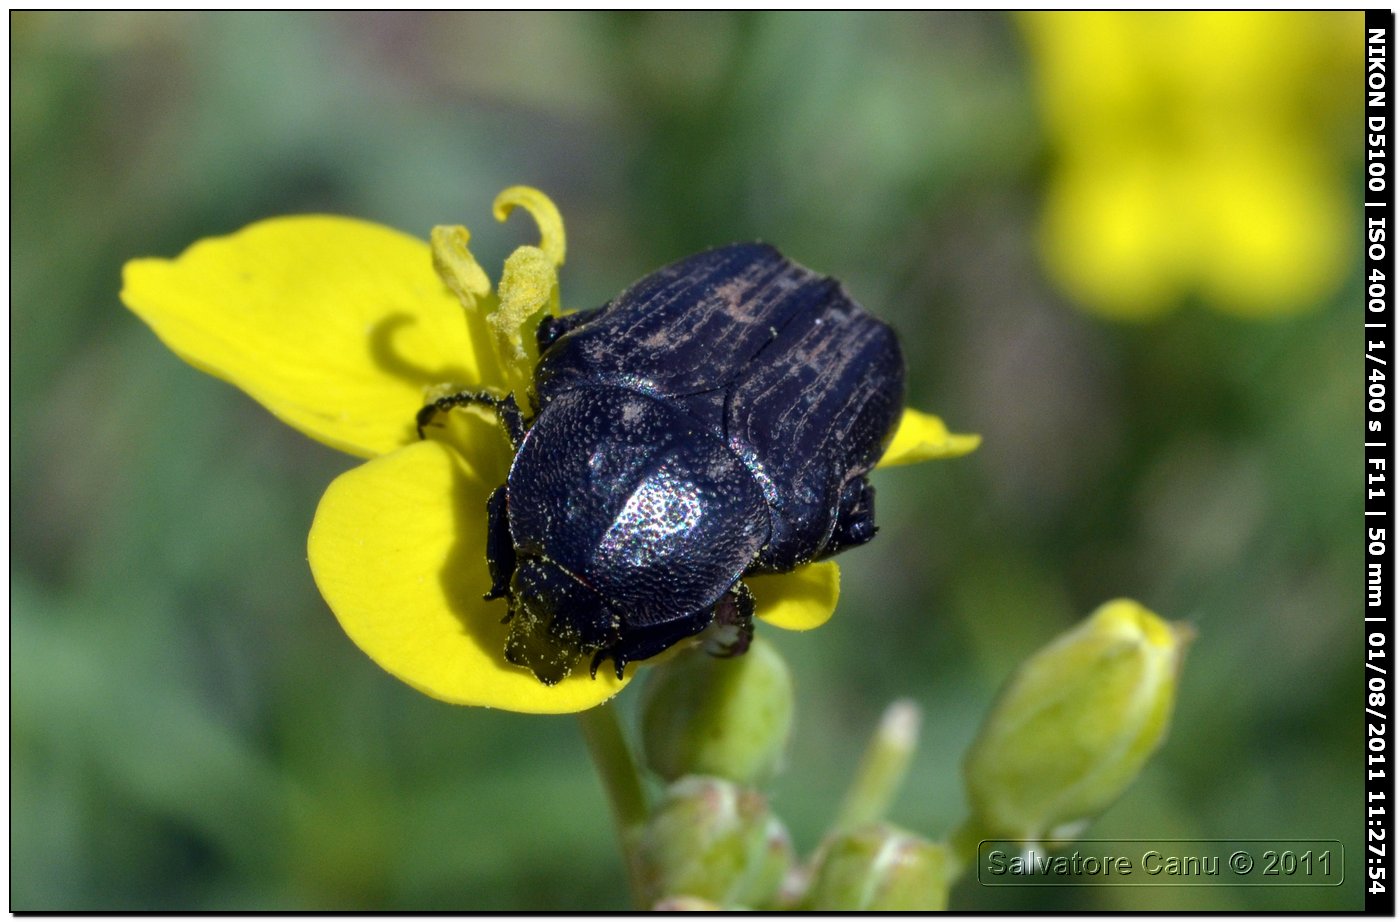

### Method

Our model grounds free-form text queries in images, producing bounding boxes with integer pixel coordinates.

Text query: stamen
[430,189,568,400]
[493,186,567,267]
[430,225,492,310]
[493,247,558,357]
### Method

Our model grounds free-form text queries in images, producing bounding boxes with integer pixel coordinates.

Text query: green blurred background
[12,11,1364,910]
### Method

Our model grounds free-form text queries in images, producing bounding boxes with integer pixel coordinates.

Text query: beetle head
[504,558,616,684]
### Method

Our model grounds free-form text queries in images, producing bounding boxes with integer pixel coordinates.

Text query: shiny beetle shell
[423,243,905,684]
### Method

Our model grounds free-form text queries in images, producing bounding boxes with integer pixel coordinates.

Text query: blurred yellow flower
[120,187,975,713]
[1021,11,1359,319]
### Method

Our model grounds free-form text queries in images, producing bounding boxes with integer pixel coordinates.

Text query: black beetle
[417,243,904,684]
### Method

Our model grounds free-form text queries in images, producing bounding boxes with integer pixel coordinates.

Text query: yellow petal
[307,439,632,712]
[750,562,840,631]
[878,408,981,468]
[122,216,483,459]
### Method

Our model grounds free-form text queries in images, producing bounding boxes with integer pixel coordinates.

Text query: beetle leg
[701,582,755,659]
[494,394,526,447]
[816,477,878,559]
[484,485,516,606]
[415,390,493,439]
[416,390,526,447]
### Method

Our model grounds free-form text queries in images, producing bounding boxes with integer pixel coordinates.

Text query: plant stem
[577,701,650,907]
[832,699,922,833]
[944,815,986,885]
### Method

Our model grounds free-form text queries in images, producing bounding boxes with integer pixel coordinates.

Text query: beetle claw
[586,647,629,680]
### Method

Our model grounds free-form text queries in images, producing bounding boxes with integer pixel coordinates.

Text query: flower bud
[963,599,1192,842]
[799,824,950,911]
[640,638,794,786]
[636,776,794,909]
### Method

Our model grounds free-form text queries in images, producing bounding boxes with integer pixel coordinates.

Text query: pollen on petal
[490,245,561,396]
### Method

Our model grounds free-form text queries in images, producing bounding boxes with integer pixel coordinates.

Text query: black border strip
[1365,9,1395,916]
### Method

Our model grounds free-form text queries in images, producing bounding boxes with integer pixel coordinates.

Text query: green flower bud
[963,599,1192,842]
[640,638,794,785]
[799,824,950,911]
[637,775,794,909]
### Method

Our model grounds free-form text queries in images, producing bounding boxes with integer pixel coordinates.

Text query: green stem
[944,816,987,885]
[832,699,922,833]
[577,702,650,907]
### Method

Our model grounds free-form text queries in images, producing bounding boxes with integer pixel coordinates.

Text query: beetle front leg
[416,390,526,447]
[484,485,516,607]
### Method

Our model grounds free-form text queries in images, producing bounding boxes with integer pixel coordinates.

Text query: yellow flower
[1022,11,1358,319]
[120,187,977,714]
